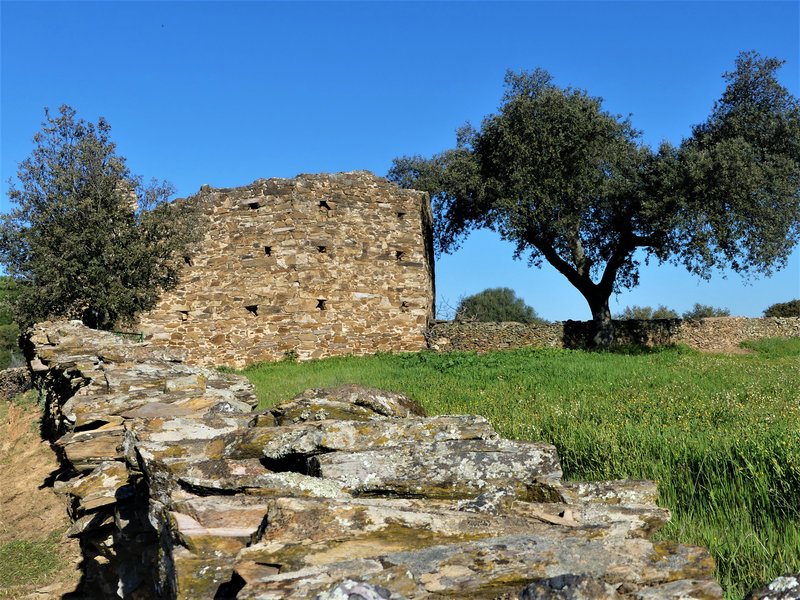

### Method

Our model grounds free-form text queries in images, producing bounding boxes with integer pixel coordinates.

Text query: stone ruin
[137,172,434,368]
[24,320,724,599]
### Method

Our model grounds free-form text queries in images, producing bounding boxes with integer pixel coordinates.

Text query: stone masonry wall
[429,316,800,353]
[138,172,434,368]
[25,321,722,599]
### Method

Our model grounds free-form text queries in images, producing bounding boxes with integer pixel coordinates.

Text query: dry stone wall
[25,321,723,599]
[138,172,434,367]
[429,316,800,353]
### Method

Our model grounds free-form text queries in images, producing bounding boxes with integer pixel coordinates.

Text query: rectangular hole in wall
[248,201,261,210]
[179,310,189,321]
[317,245,327,253]
[316,299,327,310]
[397,211,406,219]
[395,250,405,261]
[319,200,331,211]
[401,301,410,312]
[183,256,193,266]
[264,246,272,256]
[245,305,259,316]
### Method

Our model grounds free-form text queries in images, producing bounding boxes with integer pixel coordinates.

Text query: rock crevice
[24,321,723,599]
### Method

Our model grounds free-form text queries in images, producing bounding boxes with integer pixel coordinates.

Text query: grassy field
[239,339,800,600]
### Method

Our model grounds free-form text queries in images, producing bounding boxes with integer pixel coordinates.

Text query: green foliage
[616,304,679,319]
[741,336,800,358]
[389,52,800,342]
[0,106,200,329]
[0,276,20,368]
[764,299,800,317]
[682,303,731,319]
[0,531,63,589]
[240,344,800,599]
[455,287,544,323]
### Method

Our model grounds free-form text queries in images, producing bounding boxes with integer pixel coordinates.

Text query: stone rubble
[24,320,724,599]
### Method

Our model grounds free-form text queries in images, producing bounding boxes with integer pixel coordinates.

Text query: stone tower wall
[138,172,434,367]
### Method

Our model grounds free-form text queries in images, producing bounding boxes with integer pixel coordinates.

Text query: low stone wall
[428,316,800,353]
[677,316,800,351]
[25,321,722,599]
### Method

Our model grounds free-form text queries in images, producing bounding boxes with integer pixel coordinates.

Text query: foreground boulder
[24,320,723,599]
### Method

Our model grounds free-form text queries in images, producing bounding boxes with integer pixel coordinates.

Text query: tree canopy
[456,287,544,323]
[682,303,731,320]
[389,52,800,346]
[615,305,679,320]
[0,105,200,329]
[764,299,800,317]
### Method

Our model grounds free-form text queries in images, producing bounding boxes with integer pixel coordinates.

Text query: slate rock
[747,574,800,600]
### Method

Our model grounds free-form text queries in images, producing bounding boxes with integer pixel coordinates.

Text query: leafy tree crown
[456,287,544,323]
[1,105,201,329]
[389,51,799,346]
[681,303,731,320]
[763,299,800,317]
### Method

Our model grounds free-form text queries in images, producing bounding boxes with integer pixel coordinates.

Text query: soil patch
[0,393,81,599]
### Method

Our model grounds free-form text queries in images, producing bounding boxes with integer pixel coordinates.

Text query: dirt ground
[0,396,82,599]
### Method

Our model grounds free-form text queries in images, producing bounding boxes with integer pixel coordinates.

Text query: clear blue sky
[2,1,798,320]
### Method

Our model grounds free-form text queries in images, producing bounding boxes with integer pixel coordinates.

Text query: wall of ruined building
[138,172,434,368]
[428,316,800,353]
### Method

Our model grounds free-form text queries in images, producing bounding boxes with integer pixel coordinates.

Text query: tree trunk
[586,292,614,349]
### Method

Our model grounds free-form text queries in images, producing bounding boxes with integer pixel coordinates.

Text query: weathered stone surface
[236,534,718,599]
[137,172,435,367]
[25,320,724,599]
[221,415,498,462]
[746,574,800,599]
[310,438,563,500]
[270,384,427,424]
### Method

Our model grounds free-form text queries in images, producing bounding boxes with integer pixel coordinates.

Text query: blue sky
[2,1,798,320]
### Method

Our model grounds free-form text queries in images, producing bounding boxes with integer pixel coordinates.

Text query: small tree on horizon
[682,303,731,319]
[456,287,545,323]
[0,105,200,329]
[616,305,679,320]
[764,299,800,317]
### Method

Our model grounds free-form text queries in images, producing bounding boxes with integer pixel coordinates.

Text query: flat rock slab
[236,534,719,599]
[272,385,427,424]
[310,438,563,500]
[222,415,498,462]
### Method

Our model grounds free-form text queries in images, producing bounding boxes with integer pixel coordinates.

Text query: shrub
[455,287,545,323]
[682,303,731,319]
[764,299,800,317]
[615,305,679,320]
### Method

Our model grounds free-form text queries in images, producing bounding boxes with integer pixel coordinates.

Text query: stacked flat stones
[26,321,723,599]
[138,172,434,367]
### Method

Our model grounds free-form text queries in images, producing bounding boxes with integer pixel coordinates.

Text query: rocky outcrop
[25,320,723,599]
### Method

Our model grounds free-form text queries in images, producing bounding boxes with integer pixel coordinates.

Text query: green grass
[0,531,63,591]
[741,336,800,358]
[237,339,800,600]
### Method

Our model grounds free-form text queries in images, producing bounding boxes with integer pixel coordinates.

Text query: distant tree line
[452,287,800,323]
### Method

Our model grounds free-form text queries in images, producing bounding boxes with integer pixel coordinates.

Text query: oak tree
[389,52,800,346]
